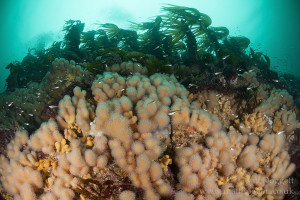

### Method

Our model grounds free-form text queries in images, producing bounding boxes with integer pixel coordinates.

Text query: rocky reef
[0,4,299,200]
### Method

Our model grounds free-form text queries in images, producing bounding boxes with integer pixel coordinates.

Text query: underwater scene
[0,0,300,200]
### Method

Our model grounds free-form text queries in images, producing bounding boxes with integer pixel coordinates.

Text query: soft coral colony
[0,4,300,200]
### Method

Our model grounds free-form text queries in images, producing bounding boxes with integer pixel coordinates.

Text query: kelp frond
[101,23,120,38]
[161,4,212,28]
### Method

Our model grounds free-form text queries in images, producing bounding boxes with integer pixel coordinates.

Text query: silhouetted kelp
[2,4,292,95]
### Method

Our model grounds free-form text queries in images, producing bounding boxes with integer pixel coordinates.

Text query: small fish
[8,102,13,106]
[54,79,62,84]
[214,72,222,75]
[24,123,29,126]
[222,55,230,60]
[277,131,285,135]
[28,114,34,116]
[273,80,279,83]
[49,105,58,109]
[147,100,157,105]
[153,45,161,50]
[188,83,197,88]
[179,76,189,84]
[168,110,181,115]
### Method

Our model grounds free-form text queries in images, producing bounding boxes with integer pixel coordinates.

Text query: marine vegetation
[5,48,54,91]
[101,23,139,51]
[0,4,300,200]
[3,5,285,93]
[63,20,85,61]
[161,4,212,65]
